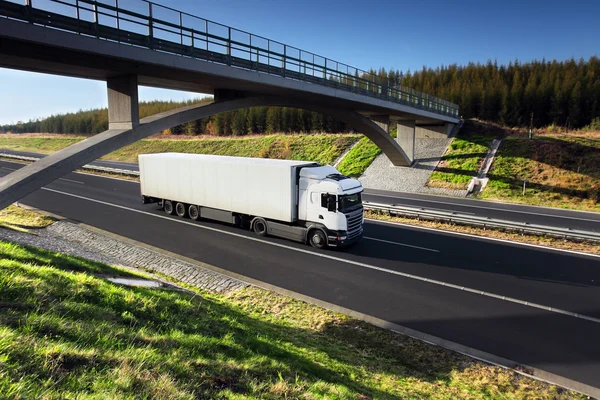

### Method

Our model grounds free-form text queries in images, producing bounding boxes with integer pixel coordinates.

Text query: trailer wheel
[253,219,268,237]
[189,205,200,221]
[308,229,327,249]
[164,200,175,215]
[175,202,187,218]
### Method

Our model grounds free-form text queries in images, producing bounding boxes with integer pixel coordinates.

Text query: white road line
[364,236,439,252]
[40,186,600,324]
[367,193,599,223]
[58,178,84,184]
[367,217,600,260]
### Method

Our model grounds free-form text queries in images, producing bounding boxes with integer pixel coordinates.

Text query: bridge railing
[1,0,459,118]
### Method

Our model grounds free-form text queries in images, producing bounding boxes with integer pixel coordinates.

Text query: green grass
[481,135,600,211]
[428,137,492,188]
[0,205,55,232]
[0,136,84,153]
[0,240,581,399]
[337,137,381,177]
[0,134,361,166]
[427,120,507,190]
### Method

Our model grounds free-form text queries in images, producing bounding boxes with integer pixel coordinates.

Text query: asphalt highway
[1,158,600,392]
[2,148,599,233]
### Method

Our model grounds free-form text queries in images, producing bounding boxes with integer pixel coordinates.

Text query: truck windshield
[338,192,362,213]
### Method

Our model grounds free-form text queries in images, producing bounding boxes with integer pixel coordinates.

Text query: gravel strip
[359,138,467,196]
[0,221,248,293]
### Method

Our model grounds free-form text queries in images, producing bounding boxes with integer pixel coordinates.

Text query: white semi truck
[139,153,364,248]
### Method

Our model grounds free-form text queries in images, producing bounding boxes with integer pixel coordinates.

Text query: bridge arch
[0,96,409,210]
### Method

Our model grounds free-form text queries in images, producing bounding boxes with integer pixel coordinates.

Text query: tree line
[0,99,351,136]
[1,56,599,134]
[396,56,600,128]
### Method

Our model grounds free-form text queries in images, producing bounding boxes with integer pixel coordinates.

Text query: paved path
[359,138,467,196]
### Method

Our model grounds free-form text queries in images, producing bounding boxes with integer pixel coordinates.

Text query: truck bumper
[327,229,363,248]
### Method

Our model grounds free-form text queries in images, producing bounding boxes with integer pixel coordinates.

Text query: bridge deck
[0,0,458,121]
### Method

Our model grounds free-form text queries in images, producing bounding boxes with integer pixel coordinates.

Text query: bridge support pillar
[416,123,455,139]
[370,115,390,134]
[107,75,139,130]
[370,116,414,166]
[396,120,415,165]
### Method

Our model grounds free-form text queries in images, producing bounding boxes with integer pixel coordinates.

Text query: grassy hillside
[336,137,381,177]
[481,134,600,211]
[0,239,582,398]
[426,120,600,211]
[0,134,361,166]
[427,120,503,190]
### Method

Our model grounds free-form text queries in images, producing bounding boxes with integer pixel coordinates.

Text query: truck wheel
[175,202,187,218]
[253,219,267,237]
[308,229,327,249]
[164,200,175,215]
[189,205,200,221]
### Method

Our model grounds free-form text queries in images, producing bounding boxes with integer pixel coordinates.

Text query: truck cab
[298,165,364,247]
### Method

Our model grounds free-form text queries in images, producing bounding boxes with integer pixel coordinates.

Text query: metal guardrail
[4,153,595,242]
[363,201,600,243]
[0,0,459,118]
[0,153,141,176]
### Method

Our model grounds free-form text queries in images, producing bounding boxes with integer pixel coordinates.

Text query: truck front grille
[345,208,363,239]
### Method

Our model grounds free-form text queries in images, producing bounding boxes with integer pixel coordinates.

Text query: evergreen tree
[232,110,248,136]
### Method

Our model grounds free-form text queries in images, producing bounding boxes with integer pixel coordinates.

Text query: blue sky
[1,0,598,124]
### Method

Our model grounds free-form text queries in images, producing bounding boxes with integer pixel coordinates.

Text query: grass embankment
[336,137,380,177]
[482,134,600,211]
[336,127,397,177]
[366,210,600,255]
[427,120,600,212]
[0,240,581,398]
[0,205,55,232]
[427,120,499,190]
[0,134,361,166]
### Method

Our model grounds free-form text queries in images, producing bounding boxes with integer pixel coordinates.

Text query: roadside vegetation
[0,205,55,232]
[428,120,600,212]
[481,132,600,211]
[0,238,583,398]
[0,134,361,166]
[366,210,600,255]
[336,137,380,177]
[427,120,501,190]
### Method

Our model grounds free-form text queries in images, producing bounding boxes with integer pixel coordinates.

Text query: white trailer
[139,153,363,248]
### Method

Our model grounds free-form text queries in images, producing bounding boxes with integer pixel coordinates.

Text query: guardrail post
[93,0,98,37]
[115,0,120,42]
[283,45,286,77]
[148,3,153,47]
[179,12,183,46]
[227,27,231,65]
[24,0,33,23]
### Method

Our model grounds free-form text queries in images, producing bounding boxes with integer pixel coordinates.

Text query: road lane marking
[40,186,600,324]
[58,178,84,184]
[366,193,599,223]
[3,157,596,259]
[364,236,439,252]
[367,218,600,260]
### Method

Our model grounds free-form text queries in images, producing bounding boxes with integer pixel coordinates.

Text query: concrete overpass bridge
[0,0,459,210]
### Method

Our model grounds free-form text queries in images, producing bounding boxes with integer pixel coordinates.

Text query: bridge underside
[0,77,418,210]
[0,13,458,211]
